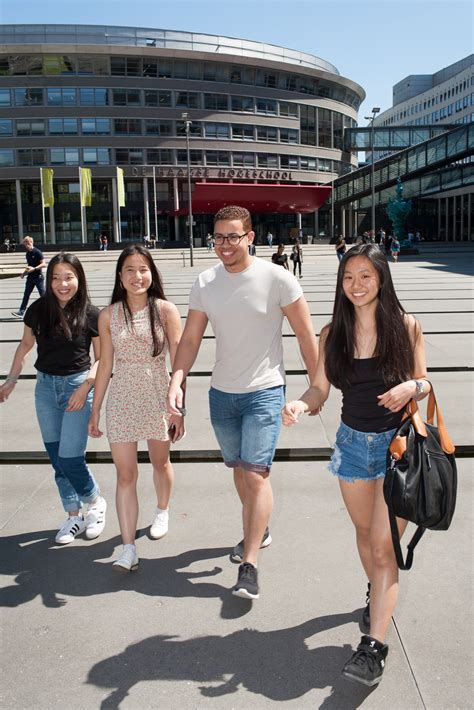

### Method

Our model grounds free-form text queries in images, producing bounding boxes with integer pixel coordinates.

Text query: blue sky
[0,0,472,121]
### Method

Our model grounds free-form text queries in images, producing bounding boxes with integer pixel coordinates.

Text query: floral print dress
[106,300,171,443]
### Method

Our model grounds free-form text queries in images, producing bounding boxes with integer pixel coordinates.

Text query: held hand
[0,381,16,403]
[377,381,416,412]
[88,411,103,438]
[168,413,186,443]
[167,383,184,415]
[66,383,89,412]
[281,400,307,426]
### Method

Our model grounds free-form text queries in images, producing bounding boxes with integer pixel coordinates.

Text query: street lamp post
[181,111,194,266]
[364,107,380,239]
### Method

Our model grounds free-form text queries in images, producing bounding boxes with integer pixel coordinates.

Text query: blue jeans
[209,385,285,473]
[35,371,99,512]
[19,275,45,314]
[328,421,397,483]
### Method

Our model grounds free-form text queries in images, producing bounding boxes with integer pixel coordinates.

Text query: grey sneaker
[232,562,259,600]
[230,527,272,563]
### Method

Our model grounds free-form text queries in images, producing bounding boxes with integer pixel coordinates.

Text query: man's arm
[167,309,208,414]
[282,296,318,383]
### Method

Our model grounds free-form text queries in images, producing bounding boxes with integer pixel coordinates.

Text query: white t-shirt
[189,258,303,393]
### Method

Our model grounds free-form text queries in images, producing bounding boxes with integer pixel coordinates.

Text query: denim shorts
[209,385,285,474]
[328,421,397,483]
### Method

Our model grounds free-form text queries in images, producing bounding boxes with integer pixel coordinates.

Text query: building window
[175,91,200,109]
[50,148,80,165]
[144,90,171,107]
[47,87,77,106]
[83,148,111,165]
[256,126,278,142]
[0,89,11,106]
[176,149,203,165]
[280,155,299,169]
[300,104,317,146]
[81,118,110,135]
[143,58,158,78]
[116,148,144,165]
[17,149,47,166]
[279,128,298,144]
[232,152,255,167]
[204,93,228,110]
[176,121,202,137]
[111,57,142,76]
[256,98,277,115]
[0,149,14,167]
[114,119,142,135]
[257,154,278,168]
[318,108,332,148]
[279,101,298,118]
[17,119,45,136]
[112,89,141,106]
[0,119,13,136]
[147,149,173,164]
[231,124,254,140]
[256,69,278,88]
[145,119,173,136]
[14,88,43,106]
[49,118,78,134]
[80,88,110,106]
[205,151,230,166]
[300,157,317,171]
[231,95,254,112]
[204,123,230,139]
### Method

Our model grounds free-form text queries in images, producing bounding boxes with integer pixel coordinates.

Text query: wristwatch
[413,379,425,397]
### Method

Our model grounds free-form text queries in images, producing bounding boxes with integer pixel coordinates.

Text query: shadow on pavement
[87,613,374,709]
[0,529,254,616]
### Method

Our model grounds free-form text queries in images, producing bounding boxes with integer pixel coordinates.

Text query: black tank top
[341,357,404,433]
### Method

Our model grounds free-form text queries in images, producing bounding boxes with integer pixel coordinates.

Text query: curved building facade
[0,25,365,245]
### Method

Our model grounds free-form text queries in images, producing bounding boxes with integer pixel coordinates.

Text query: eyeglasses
[212,232,249,246]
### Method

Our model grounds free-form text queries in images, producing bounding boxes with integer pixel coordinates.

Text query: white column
[15,179,23,240]
[173,177,180,242]
[143,177,150,237]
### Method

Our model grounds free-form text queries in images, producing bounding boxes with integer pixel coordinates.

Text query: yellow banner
[41,168,54,208]
[117,167,126,207]
[80,167,92,207]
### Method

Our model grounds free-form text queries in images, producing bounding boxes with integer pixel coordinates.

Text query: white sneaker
[55,516,86,544]
[85,496,107,539]
[112,546,139,572]
[150,508,169,539]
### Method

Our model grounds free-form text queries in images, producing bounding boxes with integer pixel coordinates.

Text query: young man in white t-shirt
[168,205,318,600]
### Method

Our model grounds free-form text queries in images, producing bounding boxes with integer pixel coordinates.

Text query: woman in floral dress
[89,245,184,571]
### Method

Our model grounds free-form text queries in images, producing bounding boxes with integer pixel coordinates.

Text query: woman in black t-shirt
[282,244,430,687]
[0,253,107,545]
[271,244,289,269]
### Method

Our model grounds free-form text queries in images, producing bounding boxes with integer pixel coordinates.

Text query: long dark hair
[39,252,90,339]
[324,243,417,388]
[111,244,167,357]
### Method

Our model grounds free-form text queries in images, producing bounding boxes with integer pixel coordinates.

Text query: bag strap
[385,471,426,570]
[425,384,455,454]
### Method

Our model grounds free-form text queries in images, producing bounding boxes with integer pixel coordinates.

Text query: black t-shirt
[25,247,44,278]
[272,253,288,267]
[24,299,100,376]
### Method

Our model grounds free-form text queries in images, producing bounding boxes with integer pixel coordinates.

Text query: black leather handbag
[384,387,457,570]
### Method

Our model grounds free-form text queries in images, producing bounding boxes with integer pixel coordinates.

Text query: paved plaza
[0,244,473,709]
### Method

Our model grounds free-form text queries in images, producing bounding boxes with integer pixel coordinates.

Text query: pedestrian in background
[282,243,430,687]
[89,245,185,573]
[391,236,401,262]
[99,233,108,252]
[11,236,45,319]
[266,230,273,248]
[1,252,107,545]
[291,238,303,278]
[335,235,346,262]
[272,243,289,269]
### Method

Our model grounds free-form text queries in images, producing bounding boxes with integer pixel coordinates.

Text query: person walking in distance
[266,230,273,248]
[1,252,107,544]
[291,238,303,278]
[271,243,289,270]
[11,236,46,319]
[282,243,430,687]
[89,245,185,572]
[168,205,318,600]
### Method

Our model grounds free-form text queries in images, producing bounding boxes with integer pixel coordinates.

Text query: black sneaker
[232,562,259,600]
[362,582,371,632]
[229,527,272,563]
[342,635,388,687]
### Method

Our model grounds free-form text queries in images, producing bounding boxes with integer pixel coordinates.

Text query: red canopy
[173,183,331,214]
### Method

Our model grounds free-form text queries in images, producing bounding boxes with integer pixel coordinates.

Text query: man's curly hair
[214,205,252,232]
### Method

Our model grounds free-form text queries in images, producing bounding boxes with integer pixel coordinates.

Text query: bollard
[181,250,186,267]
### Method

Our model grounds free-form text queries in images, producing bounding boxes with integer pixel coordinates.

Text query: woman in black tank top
[282,244,430,688]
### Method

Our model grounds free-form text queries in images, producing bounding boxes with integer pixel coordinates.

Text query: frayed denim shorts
[328,421,397,483]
